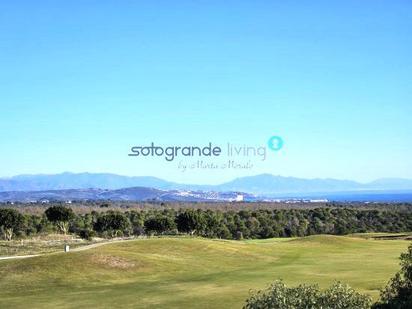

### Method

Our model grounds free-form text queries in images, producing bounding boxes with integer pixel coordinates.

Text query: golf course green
[0,235,409,308]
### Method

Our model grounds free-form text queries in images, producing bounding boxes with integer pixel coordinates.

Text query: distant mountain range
[0,187,253,203]
[1,172,412,195]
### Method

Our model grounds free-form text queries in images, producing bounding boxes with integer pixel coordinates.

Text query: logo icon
[267,136,284,152]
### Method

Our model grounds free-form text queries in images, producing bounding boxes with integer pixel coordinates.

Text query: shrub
[94,211,131,238]
[373,244,412,309]
[79,229,96,240]
[144,215,177,235]
[244,280,371,309]
[45,206,75,234]
[0,208,25,240]
[176,209,206,235]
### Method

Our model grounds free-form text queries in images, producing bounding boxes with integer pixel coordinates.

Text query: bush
[94,211,131,238]
[45,206,75,234]
[132,226,145,236]
[144,215,177,235]
[373,244,412,309]
[244,280,371,309]
[78,229,96,240]
[322,282,372,309]
[0,208,25,240]
[176,209,206,235]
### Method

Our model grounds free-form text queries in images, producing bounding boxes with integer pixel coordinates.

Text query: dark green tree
[144,215,176,235]
[176,209,206,235]
[94,211,131,237]
[0,208,25,241]
[45,206,75,234]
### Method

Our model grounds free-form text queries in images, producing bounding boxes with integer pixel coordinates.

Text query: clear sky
[0,1,411,184]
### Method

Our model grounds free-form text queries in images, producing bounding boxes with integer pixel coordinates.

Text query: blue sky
[0,1,411,184]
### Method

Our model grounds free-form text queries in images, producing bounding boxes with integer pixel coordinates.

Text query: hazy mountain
[1,172,412,195]
[0,172,174,192]
[0,187,252,203]
[365,178,412,190]
[215,174,362,195]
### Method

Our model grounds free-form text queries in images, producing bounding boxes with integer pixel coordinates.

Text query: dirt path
[71,238,137,252]
[0,254,40,260]
[0,238,136,261]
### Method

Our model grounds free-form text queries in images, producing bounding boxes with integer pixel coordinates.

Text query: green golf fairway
[0,235,409,308]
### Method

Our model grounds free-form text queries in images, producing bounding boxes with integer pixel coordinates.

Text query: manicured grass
[0,235,410,308]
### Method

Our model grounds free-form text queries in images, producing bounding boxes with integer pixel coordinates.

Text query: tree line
[1,206,412,241]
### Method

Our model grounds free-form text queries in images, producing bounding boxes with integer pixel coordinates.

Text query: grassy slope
[0,235,409,309]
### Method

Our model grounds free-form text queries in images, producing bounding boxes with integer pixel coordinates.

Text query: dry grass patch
[89,253,136,269]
